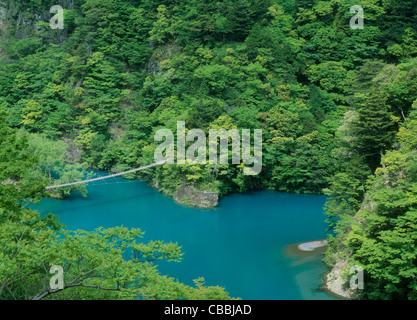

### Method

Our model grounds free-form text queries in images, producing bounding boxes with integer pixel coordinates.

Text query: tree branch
[32,282,121,300]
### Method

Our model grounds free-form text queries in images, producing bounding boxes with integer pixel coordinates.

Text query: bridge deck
[45,161,166,190]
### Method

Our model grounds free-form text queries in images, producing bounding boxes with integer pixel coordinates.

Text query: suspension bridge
[45,160,166,190]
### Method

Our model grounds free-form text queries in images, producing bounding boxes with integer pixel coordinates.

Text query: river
[35,176,339,300]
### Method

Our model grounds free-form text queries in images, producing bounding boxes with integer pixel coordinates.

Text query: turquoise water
[35,177,338,300]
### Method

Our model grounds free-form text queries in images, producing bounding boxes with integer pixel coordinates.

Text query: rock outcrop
[174,184,218,208]
[325,258,357,299]
[0,0,75,40]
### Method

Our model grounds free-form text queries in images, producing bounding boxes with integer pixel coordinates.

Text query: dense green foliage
[0,0,372,195]
[0,111,231,300]
[1,0,417,299]
[1,0,416,197]
[324,105,417,299]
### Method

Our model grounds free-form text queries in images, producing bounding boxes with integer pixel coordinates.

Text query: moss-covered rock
[174,184,218,208]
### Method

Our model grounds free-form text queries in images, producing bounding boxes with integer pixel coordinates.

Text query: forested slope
[1,0,417,299]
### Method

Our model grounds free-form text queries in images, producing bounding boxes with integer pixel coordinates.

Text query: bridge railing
[45,161,166,190]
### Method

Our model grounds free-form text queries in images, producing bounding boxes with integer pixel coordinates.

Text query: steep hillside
[1,0,417,299]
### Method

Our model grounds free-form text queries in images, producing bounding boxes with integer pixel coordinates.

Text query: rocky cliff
[325,258,357,299]
[174,184,218,208]
[0,0,74,40]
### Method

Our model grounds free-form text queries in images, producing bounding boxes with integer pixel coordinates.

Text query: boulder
[174,184,218,208]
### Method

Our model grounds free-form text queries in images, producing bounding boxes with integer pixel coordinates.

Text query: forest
[1,0,417,300]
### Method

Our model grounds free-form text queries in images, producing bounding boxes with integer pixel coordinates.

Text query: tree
[0,113,231,300]
[21,100,43,132]
[326,111,417,300]
[351,90,398,171]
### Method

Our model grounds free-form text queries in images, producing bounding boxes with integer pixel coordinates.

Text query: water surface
[36,177,338,300]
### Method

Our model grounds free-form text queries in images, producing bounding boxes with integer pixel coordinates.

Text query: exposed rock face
[325,259,357,299]
[62,137,82,164]
[0,0,75,40]
[174,184,218,208]
[325,195,375,300]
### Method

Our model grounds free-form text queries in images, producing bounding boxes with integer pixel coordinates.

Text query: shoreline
[284,239,329,258]
[284,239,347,300]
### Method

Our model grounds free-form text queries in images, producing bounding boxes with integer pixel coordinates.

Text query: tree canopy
[1,0,417,300]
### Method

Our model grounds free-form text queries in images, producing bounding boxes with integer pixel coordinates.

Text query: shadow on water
[283,243,341,300]
[45,191,156,214]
